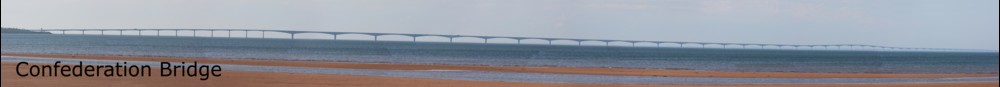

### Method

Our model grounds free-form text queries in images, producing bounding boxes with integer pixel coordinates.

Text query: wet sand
[2,63,996,87]
[2,54,994,78]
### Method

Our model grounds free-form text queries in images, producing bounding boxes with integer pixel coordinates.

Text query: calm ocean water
[2,34,997,74]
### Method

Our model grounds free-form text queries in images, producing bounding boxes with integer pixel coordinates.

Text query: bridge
[31,29,991,52]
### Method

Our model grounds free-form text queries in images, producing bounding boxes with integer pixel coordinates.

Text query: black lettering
[141,65,151,77]
[60,64,71,77]
[161,62,172,76]
[73,61,83,77]
[187,62,198,77]
[17,62,28,77]
[30,65,41,76]
[85,65,96,77]
[103,65,115,77]
[40,65,52,77]
[200,65,210,80]
[129,65,140,77]
[116,62,124,77]
[211,65,222,77]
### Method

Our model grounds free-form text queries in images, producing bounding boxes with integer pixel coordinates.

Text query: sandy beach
[2,62,996,87]
[2,54,994,78]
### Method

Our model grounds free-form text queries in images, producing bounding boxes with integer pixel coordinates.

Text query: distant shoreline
[1,28,51,34]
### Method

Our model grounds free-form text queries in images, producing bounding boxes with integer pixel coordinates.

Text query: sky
[2,0,998,50]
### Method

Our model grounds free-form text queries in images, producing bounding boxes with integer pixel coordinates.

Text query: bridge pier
[244,30,249,38]
[408,36,416,42]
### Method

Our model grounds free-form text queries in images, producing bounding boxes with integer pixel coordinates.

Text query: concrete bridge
[33,29,986,52]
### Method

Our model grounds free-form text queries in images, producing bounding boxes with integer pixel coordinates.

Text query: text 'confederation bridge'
[34,29,992,52]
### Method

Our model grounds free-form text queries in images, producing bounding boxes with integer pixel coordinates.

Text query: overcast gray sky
[2,0,998,50]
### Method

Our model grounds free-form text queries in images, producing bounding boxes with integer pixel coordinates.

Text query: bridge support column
[578,42,582,46]
[291,34,296,39]
[244,31,249,38]
[516,40,521,44]
[548,41,552,45]
[100,31,105,35]
[157,30,161,36]
[374,36,378,41]
[333,35,338,40]
[449,38,454,43]
[210,30,215,37]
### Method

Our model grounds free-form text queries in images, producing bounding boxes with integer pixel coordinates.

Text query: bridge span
[32,29,988,52]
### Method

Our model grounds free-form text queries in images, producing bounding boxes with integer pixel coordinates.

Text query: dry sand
[2,54,994,78]
[2,63,996,87]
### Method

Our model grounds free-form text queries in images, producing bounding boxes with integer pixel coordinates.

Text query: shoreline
[2,62,996,87]
[2,53,995,78]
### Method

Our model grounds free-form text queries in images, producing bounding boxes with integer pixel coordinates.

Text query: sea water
[2,34,997,74]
